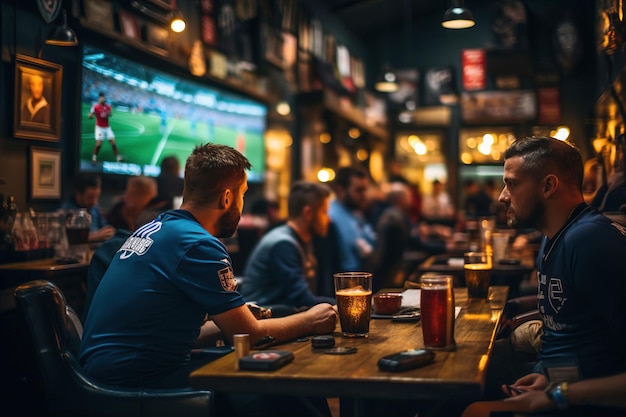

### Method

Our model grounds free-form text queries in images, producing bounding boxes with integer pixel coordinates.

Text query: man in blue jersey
[328,166,376,271]
[475,136,626,416]
[241,181,336,309]
[80,143,337,416]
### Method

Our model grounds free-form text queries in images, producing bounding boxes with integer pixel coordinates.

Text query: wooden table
[0,257,90,314]
[415,253,535,298]
[190,286,509,415]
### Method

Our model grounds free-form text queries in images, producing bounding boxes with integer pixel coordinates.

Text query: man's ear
[543,174,559,198]
[220,189,232,209]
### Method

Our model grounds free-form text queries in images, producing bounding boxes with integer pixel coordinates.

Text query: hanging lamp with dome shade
[45,10,78,46]
[442,0,475,29]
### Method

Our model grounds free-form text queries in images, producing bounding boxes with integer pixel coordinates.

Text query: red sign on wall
[537,87,561,125]
[462,49,486,91]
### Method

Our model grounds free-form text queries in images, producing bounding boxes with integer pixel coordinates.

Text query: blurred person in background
[328,166,376,271]
[106,176,158,232]
[62,173,116,242]
[241,181,336,309]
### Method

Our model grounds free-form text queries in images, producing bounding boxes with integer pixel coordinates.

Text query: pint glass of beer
[420,274,455,351]
[464,252,491,299]
[334,272,372,338]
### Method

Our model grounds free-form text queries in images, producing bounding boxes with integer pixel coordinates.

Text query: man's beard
[507,199,545,230]
[215,204,241,238]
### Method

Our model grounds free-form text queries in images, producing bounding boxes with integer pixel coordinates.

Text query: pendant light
[45,10,78,46]
[374,5,398,93]
[442,0,475,29]
[375,67,399,93]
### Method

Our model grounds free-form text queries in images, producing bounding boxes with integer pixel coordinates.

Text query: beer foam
[336,286,371,295]
[464,263,491,270]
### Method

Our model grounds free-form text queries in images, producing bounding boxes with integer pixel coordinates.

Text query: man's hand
[304,303,338,335]
[502,372,547,397]
[89,225,116,242]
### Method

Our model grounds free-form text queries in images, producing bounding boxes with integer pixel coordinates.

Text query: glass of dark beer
[464,251,491,299]
[420,274,455,351]
[334,272,372,338]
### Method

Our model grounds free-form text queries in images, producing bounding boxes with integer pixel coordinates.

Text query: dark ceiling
[317,0,445,39]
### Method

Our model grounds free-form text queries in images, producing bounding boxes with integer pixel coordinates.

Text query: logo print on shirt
[548,277,567,313]
[218,266,237,292]
[118,221,162,259]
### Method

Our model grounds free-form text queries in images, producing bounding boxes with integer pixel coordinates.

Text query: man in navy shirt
[242,181,336,309]
[474,136,626,416]
[80,143,337,416]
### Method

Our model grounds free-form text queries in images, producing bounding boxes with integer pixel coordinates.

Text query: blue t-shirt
[536,203,626,380]
[241,224,336,307]
[328,199,376,271]
[79,210,244,387]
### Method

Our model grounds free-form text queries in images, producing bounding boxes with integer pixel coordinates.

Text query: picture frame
[146,0,176,11]
[83,0,115,31]
[146,24,169,56]
[14,54,62,142]
[30,147,62,200]
[119,9,142,41]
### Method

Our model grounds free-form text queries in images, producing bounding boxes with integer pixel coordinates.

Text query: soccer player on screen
[89,92,122,163]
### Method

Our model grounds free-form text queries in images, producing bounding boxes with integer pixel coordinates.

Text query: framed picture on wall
[30,147,62,200]
[119,9,142,41]
[146,24,169,56]
[14,54,62,142]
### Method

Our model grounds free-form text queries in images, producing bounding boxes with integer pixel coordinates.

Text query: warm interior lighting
[442,0,475,29]
[276,101,291,116]
[170,11,186,32]
[317,168,335,183]
[551,126,570,141]
[45,10,78,46]
[356,149,369,161]
[374,69,399,93]
[130,0,186,33]
[319,132,331,144]
[348,128,361,139]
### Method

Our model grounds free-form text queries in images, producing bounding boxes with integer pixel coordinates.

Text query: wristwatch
[545,381,569,410]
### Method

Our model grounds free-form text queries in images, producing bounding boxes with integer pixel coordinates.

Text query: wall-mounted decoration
[461,90,536,123]
[30,147,62,200]
[146,24,169,56]
[14,54,62,142]
[119,9,141,41]
[424,67,458,105]
[146,0,176,11]
[462,49,486,91]
[83,0,114,31]
[388,68,419,111]
[37,0,62,23]
[537,87,561,125]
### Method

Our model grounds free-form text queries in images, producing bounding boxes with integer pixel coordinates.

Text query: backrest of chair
[14,280,86,409]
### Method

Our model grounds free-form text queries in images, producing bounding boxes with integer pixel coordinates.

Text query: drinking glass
[420,274,456,351]
[334,272,372,338]
[491,233,509,263]
[464,251,491,299]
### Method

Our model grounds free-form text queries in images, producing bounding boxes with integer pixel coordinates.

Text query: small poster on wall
[462,49,486,91]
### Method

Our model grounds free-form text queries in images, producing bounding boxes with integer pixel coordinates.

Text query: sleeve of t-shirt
[175,237,245,316]
[569,221,626,347]
[270,240,333,307]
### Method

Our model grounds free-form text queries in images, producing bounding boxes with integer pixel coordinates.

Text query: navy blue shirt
[536,203,626,380]
[79,210,244,387]
[241,224,336,308]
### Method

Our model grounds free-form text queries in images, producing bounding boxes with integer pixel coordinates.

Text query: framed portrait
[30,147,62,200]
[119,9,141,41]
[14,54,62,142]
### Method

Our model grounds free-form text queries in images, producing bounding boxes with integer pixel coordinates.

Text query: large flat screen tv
[79,45,267,181]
